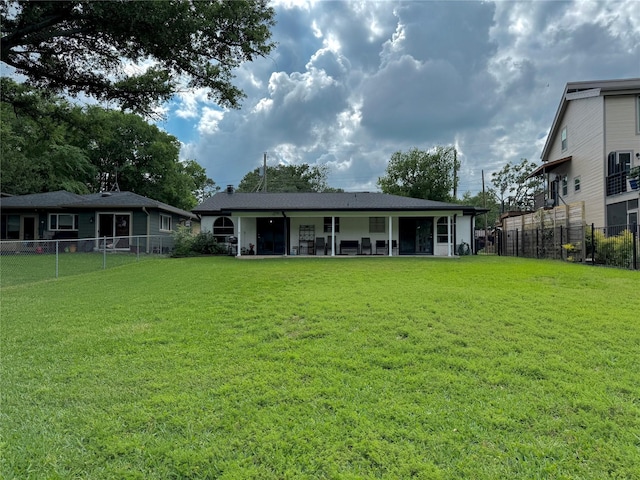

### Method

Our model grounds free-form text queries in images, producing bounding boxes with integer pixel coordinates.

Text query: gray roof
[194,191,484,214]
[70,191,196,218]
[0,190,196,219]
[0,190,85,208]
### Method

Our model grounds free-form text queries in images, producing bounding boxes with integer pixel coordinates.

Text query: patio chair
[361,237,372,255]
[315,237,326,255]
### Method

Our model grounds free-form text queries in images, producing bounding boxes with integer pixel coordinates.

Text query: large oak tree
[1,0,275,115]
[1,79,215,210]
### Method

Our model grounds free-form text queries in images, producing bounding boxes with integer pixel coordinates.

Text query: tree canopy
[1,79,215,210]
[491,159,543,212]
[1,0,275,115]
[237,164,340,193]
[377,146,459,202]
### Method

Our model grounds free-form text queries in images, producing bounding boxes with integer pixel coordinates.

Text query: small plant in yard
[561,242,580,262]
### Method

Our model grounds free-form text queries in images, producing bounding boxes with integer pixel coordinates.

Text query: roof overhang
[527,156,572,178]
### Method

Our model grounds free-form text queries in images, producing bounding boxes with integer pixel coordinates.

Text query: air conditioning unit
[544,198,556,209]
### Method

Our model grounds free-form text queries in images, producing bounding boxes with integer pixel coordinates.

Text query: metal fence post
[103,236,107,270]
[633,223,638,270]
[136,236,140,261]
[55,240,59,279]
[591,223,595,265]
[515,229,519,257]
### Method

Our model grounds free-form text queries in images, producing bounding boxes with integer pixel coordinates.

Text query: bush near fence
[498,223,639,270]
[0,235,174,287]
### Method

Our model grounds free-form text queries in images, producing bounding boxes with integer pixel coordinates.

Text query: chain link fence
[0,235,174,287]
[497,223,639,270]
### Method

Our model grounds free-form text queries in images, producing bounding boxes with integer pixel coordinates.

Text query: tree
[0,80,216,209]
[0,79,97,194]
[491,159,543,212]
[1,0,275,115]
[458,190,500,230]
[180,159,219,203]
[377,146,458,202]
[237,164,339,193]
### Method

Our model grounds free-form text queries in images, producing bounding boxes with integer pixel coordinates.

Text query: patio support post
[448,215,452,257]
[237,217,242,257]
[388,216,392,256]
[331,216,336,256]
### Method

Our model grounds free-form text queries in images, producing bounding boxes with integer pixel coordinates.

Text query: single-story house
[193,189,486,257]
[0,190,198,252]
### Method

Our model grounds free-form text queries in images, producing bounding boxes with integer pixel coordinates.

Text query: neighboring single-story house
[0,190,198,252]
[193,189,486,257]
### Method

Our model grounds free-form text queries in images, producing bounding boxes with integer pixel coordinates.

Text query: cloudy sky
[159,0,640,195]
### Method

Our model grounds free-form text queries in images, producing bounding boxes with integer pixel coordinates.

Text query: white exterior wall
[199,211,473,256]
[545,95,606,226]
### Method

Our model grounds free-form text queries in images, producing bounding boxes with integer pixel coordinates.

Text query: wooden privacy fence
[499,202,586,262]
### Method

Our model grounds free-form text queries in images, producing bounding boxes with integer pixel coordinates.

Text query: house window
[369,217,385,233]
[561,127,567,151]
[637,96,640,134]
[1,214,20,239]
[213,217,234,243]
[323,217,339,233]
[606,151,632,196]
[561,176,568,196]
[160,214,172,232]
[49,213,78,231]
[574,176,581,192]
[436,217,449,243]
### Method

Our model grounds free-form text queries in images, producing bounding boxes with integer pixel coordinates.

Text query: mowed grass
[0,252,159,288]
[1,256,639,479]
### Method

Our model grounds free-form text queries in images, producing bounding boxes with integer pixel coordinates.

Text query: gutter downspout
[142,207,150,253]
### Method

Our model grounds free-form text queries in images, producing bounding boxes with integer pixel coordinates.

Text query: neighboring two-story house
[529,78,640,231]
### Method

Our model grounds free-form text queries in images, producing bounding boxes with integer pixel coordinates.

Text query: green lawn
[1,256,639,479]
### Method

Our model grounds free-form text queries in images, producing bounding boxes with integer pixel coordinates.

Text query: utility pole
[452,148,458,200]
[263,152,267,192]
[482,169,489,253]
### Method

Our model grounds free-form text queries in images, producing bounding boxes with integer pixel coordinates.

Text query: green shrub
[594,229,634,267]
[172,225,195,257]
[191,231,226,255]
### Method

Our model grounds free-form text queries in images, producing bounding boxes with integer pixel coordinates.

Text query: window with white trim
[49,213,78,231]
[1,214,20,239]
[369,217,385,233]
[213,217,234,243]
[574,176,581,192]
[437,217,449,243]
[561,127,567,151]
[160,214,172,231]
[323,217,339,233]
[561,175,568,196]
[637,96,640,134]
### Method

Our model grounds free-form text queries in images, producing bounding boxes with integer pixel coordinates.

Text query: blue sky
[161,0,640,194]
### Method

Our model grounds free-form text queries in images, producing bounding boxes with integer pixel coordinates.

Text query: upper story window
[606,151,632,196]
[160,214,172,232]
[323,216,340,233]
[213,217,234,242]
[369,217,385,233]
[49,213,78,231]
[561,127,568,151]
[636,96,640,134]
